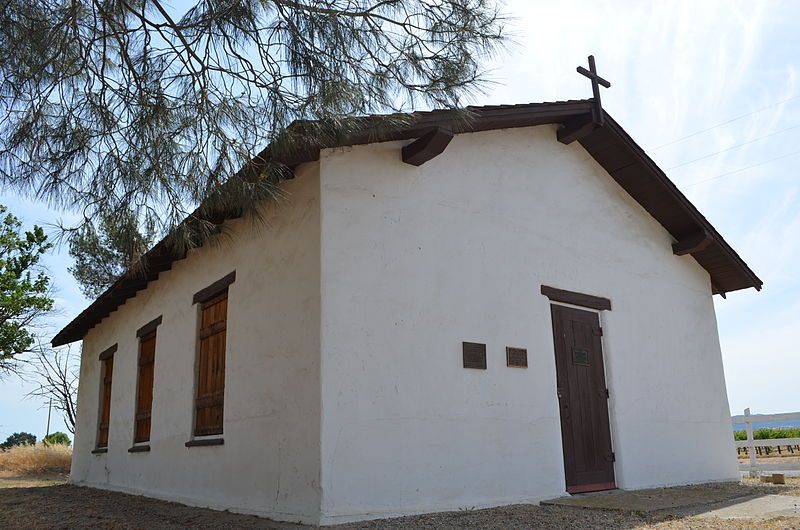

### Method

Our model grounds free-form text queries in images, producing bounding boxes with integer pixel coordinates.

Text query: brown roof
[52,100,762,346]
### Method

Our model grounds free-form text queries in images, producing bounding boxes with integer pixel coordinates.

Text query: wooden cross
[577,55,611,125]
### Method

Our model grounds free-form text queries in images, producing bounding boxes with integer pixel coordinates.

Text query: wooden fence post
[745,408,758,477]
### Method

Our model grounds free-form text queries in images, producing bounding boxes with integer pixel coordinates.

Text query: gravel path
[0,476,798,529]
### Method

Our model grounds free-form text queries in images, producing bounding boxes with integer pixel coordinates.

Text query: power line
[665,122,800,171]
[680,147,800,188]
[650,93,800,151]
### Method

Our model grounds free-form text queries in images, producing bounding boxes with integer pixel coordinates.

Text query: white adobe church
[55,69,762,524]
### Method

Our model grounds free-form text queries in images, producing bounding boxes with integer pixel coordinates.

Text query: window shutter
[194,292,228,436]
[97,356,114,448]
[134,332,157,443]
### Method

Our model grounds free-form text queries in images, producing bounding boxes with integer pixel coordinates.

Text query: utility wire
[665,122,800,171]
[576,95,800,175]
[680,148,800,188]
[650,93,800,151]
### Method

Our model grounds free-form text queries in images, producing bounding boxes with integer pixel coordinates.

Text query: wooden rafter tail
[557,115,597,145]
[672,230,713,256]
[402,127,454,166]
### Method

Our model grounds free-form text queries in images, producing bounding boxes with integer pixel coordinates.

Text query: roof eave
[51,100,761,346]
[600,114,763,293]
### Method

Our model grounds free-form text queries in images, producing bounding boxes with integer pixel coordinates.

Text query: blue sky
[1,0,799,441]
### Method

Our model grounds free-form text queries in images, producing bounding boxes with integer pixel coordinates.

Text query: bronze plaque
[506,347,528,368]
[462,342,487,369]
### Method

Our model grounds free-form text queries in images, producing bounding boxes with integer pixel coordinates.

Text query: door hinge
[606,452,615,462]
[593,326,603,337]
[604,388,610,399]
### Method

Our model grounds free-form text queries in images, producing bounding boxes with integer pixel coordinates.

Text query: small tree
[26,345,78,435]
[0,432,36,449]
[0,205,54,376]
[43,432,71,446]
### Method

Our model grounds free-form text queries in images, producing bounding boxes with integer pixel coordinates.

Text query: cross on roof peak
[577,55,611,125]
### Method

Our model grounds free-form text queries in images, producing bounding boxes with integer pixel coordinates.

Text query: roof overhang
[52,100,761,346]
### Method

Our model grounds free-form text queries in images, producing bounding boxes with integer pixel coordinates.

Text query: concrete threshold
[542,482,800,519]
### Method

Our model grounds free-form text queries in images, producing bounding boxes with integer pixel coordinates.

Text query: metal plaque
[506,347,528,368]
[462,342,487,369]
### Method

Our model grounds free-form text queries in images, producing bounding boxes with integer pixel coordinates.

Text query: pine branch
[0,0,506,288]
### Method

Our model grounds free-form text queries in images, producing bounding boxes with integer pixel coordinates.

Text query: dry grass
[0,444,72,476]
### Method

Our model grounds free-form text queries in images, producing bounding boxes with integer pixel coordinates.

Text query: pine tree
[68,209,155,298]
[0,1,505,264]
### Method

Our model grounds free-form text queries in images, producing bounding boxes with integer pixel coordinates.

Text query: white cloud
[481,0,800,415]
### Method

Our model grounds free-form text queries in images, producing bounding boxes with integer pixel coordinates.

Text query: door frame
[541,285,616,494]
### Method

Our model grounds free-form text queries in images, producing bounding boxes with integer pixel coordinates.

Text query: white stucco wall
[69,124,739,525]
[70,164,322,524]
[318,126,737,524]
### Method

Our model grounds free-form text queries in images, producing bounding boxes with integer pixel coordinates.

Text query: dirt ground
[1,472,799,529]
[740,455,800,466]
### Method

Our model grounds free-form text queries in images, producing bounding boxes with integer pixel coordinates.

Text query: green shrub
[0,432,37,450]
[43,432,71,446]
[733,427,800,441]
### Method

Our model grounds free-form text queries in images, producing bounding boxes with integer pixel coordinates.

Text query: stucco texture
[71,164,322,524]
[318,126,737,523]
[70,125,737,525]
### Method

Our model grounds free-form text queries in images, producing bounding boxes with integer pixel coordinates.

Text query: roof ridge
[52,100,760,346]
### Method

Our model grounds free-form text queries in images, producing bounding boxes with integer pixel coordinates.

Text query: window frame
[188,272,235,444]
[95,344,117,451]
[132,316,161,447]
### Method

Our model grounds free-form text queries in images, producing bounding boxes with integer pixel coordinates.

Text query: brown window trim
[97,352,115,449]
[540,285,611,311]
[193,271,236,305]
[136,315,162,338]
[128,444,151,453]
[193,289,229,438]
[133,329,157,444]
[91,447,108,454]
[98,343,117,361]
[185,438,224,448]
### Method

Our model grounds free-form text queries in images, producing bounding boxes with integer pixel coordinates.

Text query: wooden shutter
[134,332,157,443]
[194,291,228,436]
[97,356,114,448]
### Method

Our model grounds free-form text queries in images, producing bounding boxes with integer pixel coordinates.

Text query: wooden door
[550,304,615,493]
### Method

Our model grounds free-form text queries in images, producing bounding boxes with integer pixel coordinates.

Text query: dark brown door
[550,304,615,493]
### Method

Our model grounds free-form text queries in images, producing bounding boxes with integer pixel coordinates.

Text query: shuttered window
[134,332,157,443]
[97,355,114,448]
[194,291,228,436]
